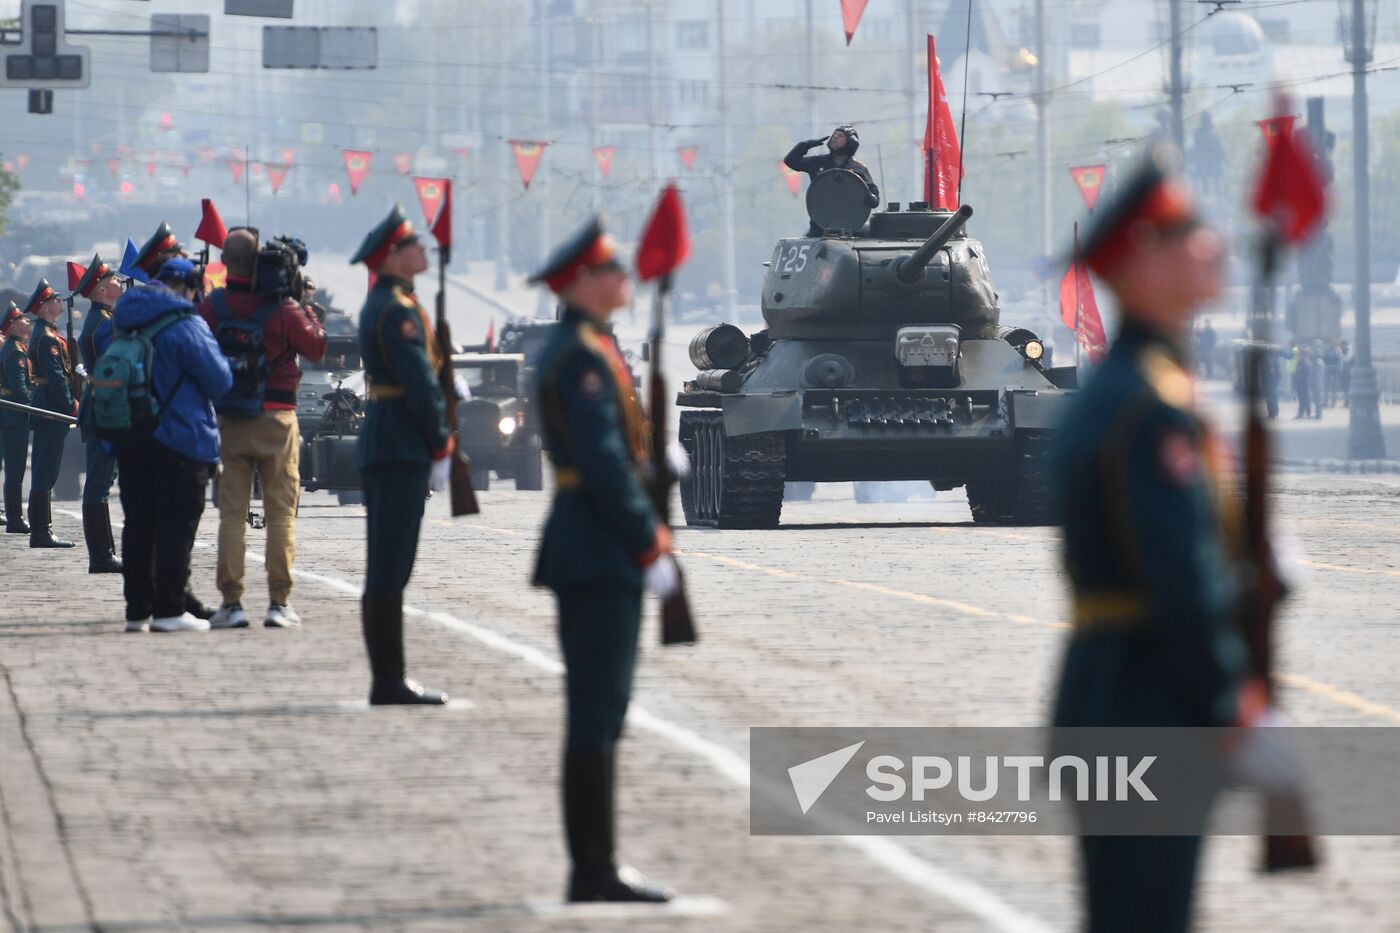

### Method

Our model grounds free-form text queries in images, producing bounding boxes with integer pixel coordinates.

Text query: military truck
[676,169,1077,528]
[451,352,543,491]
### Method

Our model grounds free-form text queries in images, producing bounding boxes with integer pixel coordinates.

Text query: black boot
[29,491,74,548]
[3,485,27,534]
[184,589,216,620]
[565,747,672,903]
[83,503,123,573]
[364,592,447,705]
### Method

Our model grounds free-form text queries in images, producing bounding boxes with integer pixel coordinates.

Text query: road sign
[2,1,90,89]
[263,26,377,70]
[150,14,210,74]
[226,0,294,17]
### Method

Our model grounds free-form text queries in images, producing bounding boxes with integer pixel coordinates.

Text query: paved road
[2,471,1399,932]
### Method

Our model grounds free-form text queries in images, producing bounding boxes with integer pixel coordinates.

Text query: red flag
[923,35,961,210]
[413,176,448,228]
[1253,116,1325,245]
[1059,257,1107,365]
[509,140,548,189]
[393,152,413,175]
[196,199,227,248]
[66,261,85,292]
[1069,164,1107,212]
[636,183,690,282]
[228,157,245,184]
[593,146,615,177]
[485,318,496,352]
[267,163,290,195]
[145,160,158,178]
[1256,115,1295,140]
[342,149,372,195]
[779,161,801,197]
[106,158,120,177]
[432,179,452,251]
[841,0,870,45]
[16,154,28,173]
[678,146,698,171]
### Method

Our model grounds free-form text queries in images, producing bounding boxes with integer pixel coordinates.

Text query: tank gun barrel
[894,204,974,284]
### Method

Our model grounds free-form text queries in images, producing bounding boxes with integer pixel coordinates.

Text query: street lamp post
[1345,0,1387,459]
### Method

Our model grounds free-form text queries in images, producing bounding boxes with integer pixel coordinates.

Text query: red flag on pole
[196,199,227,248]
[228,157,245,184]
[841,0,870,45]
[509,140,548,189]
[593,146,615,177]
[414,176,448,229]
[342,150,372,195]
[779,161,802,197]
[678,146,698,171]
[267,164,290,195]
[393,152,413,175]
[1256,115,1296,140]
[923,35,962,210]
[1252,111,1325,245]
[431,179,452,250]
[106,158,121,177]
[1059,256,1107,364]
[66,261,86,293]
[636,183,691,282]
[1069,164,1107,212]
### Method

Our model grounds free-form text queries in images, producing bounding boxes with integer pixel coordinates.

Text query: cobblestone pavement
[2,471,1400,932]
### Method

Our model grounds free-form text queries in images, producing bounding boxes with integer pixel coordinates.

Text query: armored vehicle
[297,334,366,502]
[676,169,1077,528]
[451,352,544,491]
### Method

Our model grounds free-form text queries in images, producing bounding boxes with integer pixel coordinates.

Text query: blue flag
[120,238,149,284]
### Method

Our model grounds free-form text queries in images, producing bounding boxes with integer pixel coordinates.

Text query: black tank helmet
[830,124,859,156]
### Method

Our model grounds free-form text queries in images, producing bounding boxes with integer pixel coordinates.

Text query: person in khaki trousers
[196,230,326,628]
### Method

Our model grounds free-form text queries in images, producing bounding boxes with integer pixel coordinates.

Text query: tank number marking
[780,245,811,274]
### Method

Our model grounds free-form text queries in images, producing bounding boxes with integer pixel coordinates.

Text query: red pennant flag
[342,149,372,195]
[841,0,870,45]
[678,146,698,171]
[16,154,29,172]
[267,164,290,194]
[485,318,495,352]
[66,261,86,292]
[636,183,691,282]
[1256,115,1295,140]
[923,35,962,210]
[509,140,548,189]
[779,161,802,197]
[1069,164,1107,212]
[393,152,413,175]
[413,176,448,228]
[431,179,452,250]
[1059,257,1107,365]
[1253,115,1325,245]
[280,147,297,166]
[228,157,245,184]
[106,158,121,177]
[593,146,615,178]
[196,199,227,248]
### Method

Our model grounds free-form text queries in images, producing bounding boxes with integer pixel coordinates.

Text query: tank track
[966,432,1054,526]
[679,410,786,529]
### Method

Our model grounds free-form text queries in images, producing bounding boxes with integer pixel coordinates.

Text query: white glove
[644,554,680,599]
[429,455,451,492]
[74,363,88,378]
[453,373,471,401]
[1229,709,1304,794]
[666,440,690,479]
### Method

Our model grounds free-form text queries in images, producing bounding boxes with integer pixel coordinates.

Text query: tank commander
[784,124,880,209]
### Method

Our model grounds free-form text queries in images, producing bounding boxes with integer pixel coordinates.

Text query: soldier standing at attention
[25,279,77,549]
[528,217,679,904]
[1051,145,1264,933]
[352,205,452,706]
[1,302,33,534]
[74,255,125,573]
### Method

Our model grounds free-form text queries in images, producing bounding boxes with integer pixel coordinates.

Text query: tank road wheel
[966,433,1054,526]
[679,410,786,529]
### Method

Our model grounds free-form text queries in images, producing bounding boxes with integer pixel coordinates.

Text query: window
[676,21,708,50]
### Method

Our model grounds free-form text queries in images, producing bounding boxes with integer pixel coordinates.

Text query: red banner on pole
[228,157,245,184]
[1256,115,1296,140]
[431,179,452,251]
[1059,258,1107,365]
[1069,164,1107,212]
[413,176,448,229]
[636,183,691,282]
[593,146,615,177]
[342,149,372,195]
[1253,118,1325,245]
[267,164,290,194]
[841,0,870,45]
[67,261,85,292]
[196,199,228,249]
[393,152,413,175]
[509,140,548,189]
[923,35,962,210]
[678,146,698,171]
[779,161,801,198]
[106,158,121,177]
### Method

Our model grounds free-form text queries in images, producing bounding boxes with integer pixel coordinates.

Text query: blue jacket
[97,285,232,463]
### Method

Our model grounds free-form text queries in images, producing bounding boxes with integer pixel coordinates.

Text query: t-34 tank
[676,168,1078,528]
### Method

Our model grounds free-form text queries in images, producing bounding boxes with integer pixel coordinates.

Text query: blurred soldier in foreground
[1,302,33,533]
[528,218,678,903]
[1051,146,1264,932]
[25,279,77,548]
[74,256,125,573]
[352,205,452,705]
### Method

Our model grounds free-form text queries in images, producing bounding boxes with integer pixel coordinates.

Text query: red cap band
[365,221,417,272]
[1084,179,1194,278]
[544,234,618,293]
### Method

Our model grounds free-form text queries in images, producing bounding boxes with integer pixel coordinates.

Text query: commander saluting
[783,123,880,209]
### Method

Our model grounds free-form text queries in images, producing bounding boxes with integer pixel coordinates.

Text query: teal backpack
[91,312,187,441]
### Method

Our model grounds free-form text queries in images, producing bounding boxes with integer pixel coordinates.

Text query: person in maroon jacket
[197,229,327,629]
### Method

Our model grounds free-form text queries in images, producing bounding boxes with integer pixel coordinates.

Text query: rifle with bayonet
[64,293,84,409]
[0,396,77,424]
[433,232,479,517]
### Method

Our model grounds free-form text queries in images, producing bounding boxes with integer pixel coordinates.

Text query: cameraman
[198,229,326,630]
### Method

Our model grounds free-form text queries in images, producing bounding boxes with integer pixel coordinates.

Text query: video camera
[253,234,310,302]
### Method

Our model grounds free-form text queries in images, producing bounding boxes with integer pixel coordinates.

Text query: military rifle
[0,396,77,424]
[62,293,85,413]
[434,238,479,516]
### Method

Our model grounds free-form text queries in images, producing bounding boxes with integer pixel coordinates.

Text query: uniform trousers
[556,585,642,753]
[30,420,67,493]
[116,436,210,621]
[2,425,28,494]
[362,461,428,594]
[82,434,117,505]
[1079,834,1201,933]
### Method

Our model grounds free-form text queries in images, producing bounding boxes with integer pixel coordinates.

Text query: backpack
[210,290,279,418]
[91,312,187,442]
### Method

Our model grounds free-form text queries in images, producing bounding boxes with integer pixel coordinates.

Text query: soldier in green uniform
[74,255,125,573]
[1051,146,1264,932]
[1,302,33,534]
[528,217,678,903]
[25,280,77,549]
[351,205,452,706]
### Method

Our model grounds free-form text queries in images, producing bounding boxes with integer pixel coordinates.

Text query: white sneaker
[125,617,150,634]
[151,612,211,633]
[210,602,250,629]
[264,603,302,628]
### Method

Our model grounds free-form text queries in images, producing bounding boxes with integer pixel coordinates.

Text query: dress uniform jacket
[28,318,75,417]
[532,308,659,592]
[77,302,112,437]
[0,335,33,424]
[1051,320,1248,729]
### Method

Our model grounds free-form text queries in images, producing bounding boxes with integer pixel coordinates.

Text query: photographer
[198,229,326,630]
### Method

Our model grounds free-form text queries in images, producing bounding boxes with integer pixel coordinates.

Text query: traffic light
[2,2,91,89]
